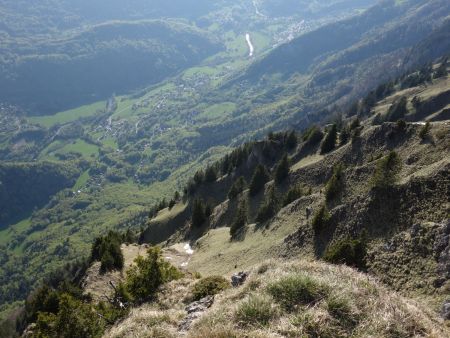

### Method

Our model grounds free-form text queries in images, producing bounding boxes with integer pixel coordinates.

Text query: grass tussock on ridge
[189,260,448,338]
[104,259,449,338]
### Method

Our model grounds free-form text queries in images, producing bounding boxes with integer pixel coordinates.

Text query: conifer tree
[230,198,248,238]
[204,166,217,183]
[371,151,402,189]
[283,185,303,207]
[228,176,247,200]
[191,198,206,227]
[419,122,431,140]
[325,164,344,202]
[286,130,298,149]
[274,154,290,184]
[320,124,338,154]
[256,186,279,223]
[249,164,270,196]
[386,97,408,122]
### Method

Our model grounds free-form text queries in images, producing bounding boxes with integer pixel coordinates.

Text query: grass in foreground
[103,259,449,338]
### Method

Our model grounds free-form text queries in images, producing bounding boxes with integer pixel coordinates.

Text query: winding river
[246,33,254,57]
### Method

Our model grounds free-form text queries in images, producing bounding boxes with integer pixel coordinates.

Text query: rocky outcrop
[179,295,214,331]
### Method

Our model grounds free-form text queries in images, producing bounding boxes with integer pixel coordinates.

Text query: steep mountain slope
[149,63,450,308]
[2,0,450,328]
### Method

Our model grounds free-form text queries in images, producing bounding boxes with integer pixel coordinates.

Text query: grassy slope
[104,259,449,337]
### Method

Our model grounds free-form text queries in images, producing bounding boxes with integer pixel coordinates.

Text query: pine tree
[256,186,279,223]
[325,164,344,202]
[191,198,206,227]
[340,126,350,145]
[320,124,338,154]
[419,122,431,140]
[230,198,248,238]
[274,154,290,184]
[204,166,217,183]
[283,185,303,207]
[312,205,331,233]
[386,97,408,122]
[285,130,298,149]
[228,176,247,200]
[371,151,402,189]
[249,164,270,196]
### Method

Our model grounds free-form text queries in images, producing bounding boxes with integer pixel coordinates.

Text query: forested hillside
[0,162,82,227]
[0,21,221,114]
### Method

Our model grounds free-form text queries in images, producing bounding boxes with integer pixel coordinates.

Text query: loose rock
[231,271,248,287]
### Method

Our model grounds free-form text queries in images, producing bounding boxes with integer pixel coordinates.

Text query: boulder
[231,271,248,287]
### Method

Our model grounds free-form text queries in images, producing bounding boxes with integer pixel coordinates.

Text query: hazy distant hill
[244,0,450,81]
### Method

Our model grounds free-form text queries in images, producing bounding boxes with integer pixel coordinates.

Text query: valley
[0,0,449,337]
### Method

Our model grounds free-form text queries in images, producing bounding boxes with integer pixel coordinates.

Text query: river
[246,33,254,57]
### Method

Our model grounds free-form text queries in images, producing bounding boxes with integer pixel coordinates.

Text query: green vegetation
[1,0,449,326]
[386,97,408,122]
[323,238,367,270]
[434,58,448,78]
[1,20,221,114]
[311,205,331,233]
[327,295,360,330]
[371,151,402,189]
[282,185,303,207]
[125,247,182,302]
[29,101,105,128]
[285,130,298,150]
[0,162,81,227]
[228,177,247,200]
[325,164,345,202]
[35,293,103,338]
[91,231,125,273]
[267,275,329,311]
[256,186,279,223]
[249,165,270,196]
[230,198,248,239]
[419,122,431,139]
[274,154,290,184]
[303,126,324,147]
[235,295,277,327]
[320,124,338,154]
[191,198,207,228]
[192,276,230,301]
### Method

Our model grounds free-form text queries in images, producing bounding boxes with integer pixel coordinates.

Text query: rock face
[231,271,248,287]
[179,296,214,331]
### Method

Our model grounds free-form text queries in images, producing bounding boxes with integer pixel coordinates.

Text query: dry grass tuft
[104,259,449,338]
